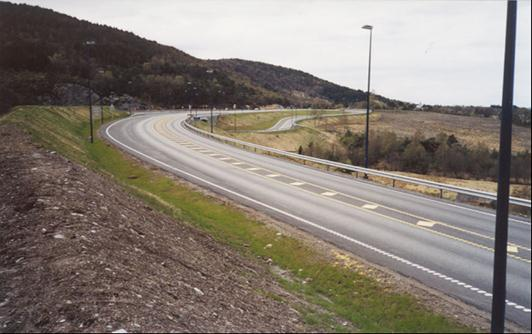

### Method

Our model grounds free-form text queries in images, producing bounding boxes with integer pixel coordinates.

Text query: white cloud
[14,0,532,106]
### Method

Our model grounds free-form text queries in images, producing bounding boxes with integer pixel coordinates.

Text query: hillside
[0,1,412,114]
[212,59,413,109]
[0,2,283,112]
[0,122,308,332]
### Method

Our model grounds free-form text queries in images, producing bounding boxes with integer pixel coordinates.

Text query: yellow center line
[153,117,531,262]
[231,160,531,264]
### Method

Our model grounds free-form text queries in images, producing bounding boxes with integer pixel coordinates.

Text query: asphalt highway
[261,114,315,132]
[103,111,531,329]
[260,109,367,132]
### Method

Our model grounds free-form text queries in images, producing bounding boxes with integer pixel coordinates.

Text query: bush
[299,129,532,185]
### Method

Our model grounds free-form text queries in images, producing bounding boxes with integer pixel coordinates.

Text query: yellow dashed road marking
[417,221,437,227]
[508,245,519,253]
[322,191,337,197]
[151,117,532,264]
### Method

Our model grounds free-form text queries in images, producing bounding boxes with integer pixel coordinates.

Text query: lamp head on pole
[85,40,96,46]
[362,25,373,30]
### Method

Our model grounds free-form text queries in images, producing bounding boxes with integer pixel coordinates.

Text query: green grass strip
[1,106,473,333]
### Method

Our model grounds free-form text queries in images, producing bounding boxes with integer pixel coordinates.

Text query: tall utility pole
[233,104,237,132]
[100,96,104,125]
[210,107,214,133]
[362,25,373,176]
[85,40,96,143]
[491,1,517,333]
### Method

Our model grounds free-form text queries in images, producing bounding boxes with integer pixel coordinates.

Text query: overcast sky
[14,0,532,107]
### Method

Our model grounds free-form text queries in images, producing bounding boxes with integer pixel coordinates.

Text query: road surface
[259,109,367,132]
[103,111,531,329]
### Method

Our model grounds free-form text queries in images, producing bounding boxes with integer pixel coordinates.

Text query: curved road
[103,111,531,329]
[261,114,315,132]
[260,109,367,132]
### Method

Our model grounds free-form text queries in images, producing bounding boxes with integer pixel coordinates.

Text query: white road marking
[507,245,519,253]
[376,183,531,226]
[173,119,532,260]
[417,221,436,227]
[267,174,280,178]
[219,157,232,161]
[247,167,261,171]
[321,191,337,197]
[178,116,532,227]
[290,182,306,186]
[362,204,378,210]
[105,117,532,315]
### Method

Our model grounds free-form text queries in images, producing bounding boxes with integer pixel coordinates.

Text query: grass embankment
[196,110,342,152]
[1,106,472,332]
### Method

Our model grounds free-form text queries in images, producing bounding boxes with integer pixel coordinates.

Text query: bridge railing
[183,117,531,209]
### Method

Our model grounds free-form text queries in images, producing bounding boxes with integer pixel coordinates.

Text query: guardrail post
[440,189,443,199]
[392,179,396,188]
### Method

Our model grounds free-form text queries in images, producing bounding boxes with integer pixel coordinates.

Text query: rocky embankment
[0,124,306,332]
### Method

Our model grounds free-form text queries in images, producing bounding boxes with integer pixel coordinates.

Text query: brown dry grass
[392,171,531,200]
[302,111,531,152]
[197,122,334,152]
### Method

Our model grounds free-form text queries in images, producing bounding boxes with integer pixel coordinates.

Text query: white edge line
[105,118,531,314]
[176,119,531,226]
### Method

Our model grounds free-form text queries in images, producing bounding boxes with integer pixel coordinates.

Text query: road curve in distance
[103,111,531,329]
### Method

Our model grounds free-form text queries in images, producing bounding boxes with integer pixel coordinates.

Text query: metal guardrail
[183,118,531,208]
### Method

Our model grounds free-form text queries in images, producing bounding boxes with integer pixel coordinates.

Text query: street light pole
[100,96,104,125]
[491,1,517,332]
[362,25,373,177]
[210,107,214,133]
[233,104,237,132]
[85,40,96,143]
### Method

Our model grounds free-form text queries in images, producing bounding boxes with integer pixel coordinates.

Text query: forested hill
[0,2,276,111]
[212,59,411,110]
[0,1,414,113]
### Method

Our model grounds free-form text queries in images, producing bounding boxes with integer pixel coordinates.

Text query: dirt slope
[0,124,306,333]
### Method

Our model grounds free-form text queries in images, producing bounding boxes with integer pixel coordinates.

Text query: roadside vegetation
[1,106,474,332]
[200,110,531,202]
[305,110,531,153]
[211,109,345,132]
